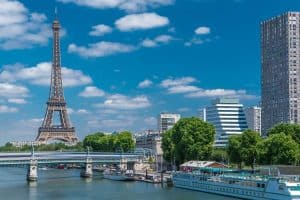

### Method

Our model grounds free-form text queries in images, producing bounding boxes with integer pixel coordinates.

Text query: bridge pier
[81,157,93,178]
[120,159,135,171]
[27,159,38,182]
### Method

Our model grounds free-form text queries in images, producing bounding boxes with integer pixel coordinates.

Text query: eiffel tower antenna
[55,7,58,19]
[36,15,78,145]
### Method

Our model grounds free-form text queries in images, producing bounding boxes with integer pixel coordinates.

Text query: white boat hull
[103,174,135,181]
[173,174,300,200]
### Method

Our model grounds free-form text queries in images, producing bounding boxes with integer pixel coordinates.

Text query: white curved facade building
[202,98,248,147]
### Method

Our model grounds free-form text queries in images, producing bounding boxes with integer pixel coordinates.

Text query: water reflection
[82,177,93,183]
[27,181,37,200]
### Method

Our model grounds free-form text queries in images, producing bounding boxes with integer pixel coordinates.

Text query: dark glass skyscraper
[261,12,300,135]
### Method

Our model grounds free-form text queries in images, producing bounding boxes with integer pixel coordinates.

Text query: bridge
[0,150,144,181]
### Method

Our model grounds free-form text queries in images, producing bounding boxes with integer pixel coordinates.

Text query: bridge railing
[0,151,145,166]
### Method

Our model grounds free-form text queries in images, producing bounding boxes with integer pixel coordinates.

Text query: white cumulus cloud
[68,108,89,115]
[0,62,92,87]
[0,105,18,113]
[138,79,153,88]
[8,98,27,104]
[141,39,157,48]
[185,26,212,47]
[57,0,174,13]
[89,24,113,36]
[195,26,210,35]
[141,34,174,48]
[186,89,256,99]
[95,94,151,110]
[160,76,256,99]
[0,83,29,98]
[0,0,52,50]
[115,13,169,31]
[68,41,136,58]
[160,77,197,88]
[168,85,200,94]
[79,86,105,97]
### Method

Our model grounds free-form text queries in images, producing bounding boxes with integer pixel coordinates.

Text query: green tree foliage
[161,130,174,163]
[114,131,135,152]
[227,130,262,169]
[210,148,228,163]
[268,123,300,144]
[227,136,243,168]
[82,131,135,152]
[0,131,134,153]
[240,130,262,169]
[82,132,105,150]
[162,117,215,166]
[0,142,84,152]
[228,127,300,167]
[260,133,299,165]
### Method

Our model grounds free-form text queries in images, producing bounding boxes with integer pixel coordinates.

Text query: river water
[0,168,239,200]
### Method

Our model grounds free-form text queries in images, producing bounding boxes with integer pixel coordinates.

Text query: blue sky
[0,0,299,144]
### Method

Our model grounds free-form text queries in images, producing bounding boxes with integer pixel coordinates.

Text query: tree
[114,131,135,152]
[227,135,243,168]
[73,142,84,151]
[162,117,215,166]
[268,123,300,144]
[240,130,262,169]
[161,129,174,163]
[98,135,113,152]
[260,133,299,165]
[211,148,228,163]
[83,132,105,150]
[82,131,135,152]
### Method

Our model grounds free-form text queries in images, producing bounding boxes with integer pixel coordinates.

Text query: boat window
[257,183,261,188]
[261,184,265,188]
[288,186,300,191]
[279,184,285,190]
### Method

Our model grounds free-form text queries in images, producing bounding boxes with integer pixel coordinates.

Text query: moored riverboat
[172,167,300,200]
[103,169,135,181]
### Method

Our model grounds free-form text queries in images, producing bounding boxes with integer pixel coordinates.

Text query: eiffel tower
[36,17,78,144]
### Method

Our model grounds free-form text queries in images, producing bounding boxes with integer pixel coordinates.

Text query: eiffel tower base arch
[36,127,78,145]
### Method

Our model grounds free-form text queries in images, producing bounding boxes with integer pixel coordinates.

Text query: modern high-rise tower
[36,17,78,144]
[157,113,181,133]
[261,12,300,135]
[245,106,261,135]
[202,98,248,148]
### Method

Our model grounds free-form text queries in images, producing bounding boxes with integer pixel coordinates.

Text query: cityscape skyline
[0,0,299,144]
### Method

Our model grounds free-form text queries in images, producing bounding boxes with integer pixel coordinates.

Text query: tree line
[0,131,135,153]
[227,124,300,168]
[82,131,135,152]
[162,117,300,168]
[0,142,84,152]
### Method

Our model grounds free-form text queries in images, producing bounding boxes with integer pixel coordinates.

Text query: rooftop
[213,98,239,105]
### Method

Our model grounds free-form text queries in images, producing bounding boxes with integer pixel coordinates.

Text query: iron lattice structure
[36,18,78,144]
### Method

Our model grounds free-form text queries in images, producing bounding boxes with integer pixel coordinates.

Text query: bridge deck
[0,152,143,166]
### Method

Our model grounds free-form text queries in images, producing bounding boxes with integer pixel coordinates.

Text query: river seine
[0,168,239,200]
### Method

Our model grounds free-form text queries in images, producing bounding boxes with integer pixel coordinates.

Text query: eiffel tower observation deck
[36,16,78,144]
